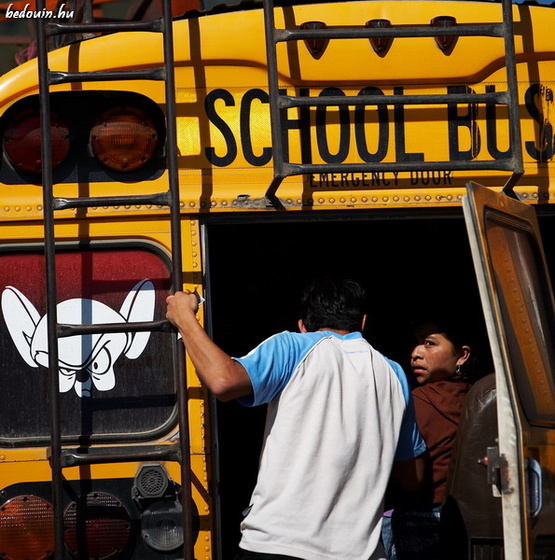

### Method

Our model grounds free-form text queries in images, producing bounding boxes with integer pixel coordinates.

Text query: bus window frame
[0,238,181,447]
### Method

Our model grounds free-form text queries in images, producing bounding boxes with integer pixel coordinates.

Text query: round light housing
[64,492,131,560]
[3,108,70,174]
[141,500,183,552]
[0,495,54,560]
[90,106,159,172]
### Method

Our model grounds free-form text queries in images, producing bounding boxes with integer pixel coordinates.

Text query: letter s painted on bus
[205,89,238,166]
[525,83,554,162]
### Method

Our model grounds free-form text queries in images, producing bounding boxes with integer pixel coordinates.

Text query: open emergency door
[463,182,555,560]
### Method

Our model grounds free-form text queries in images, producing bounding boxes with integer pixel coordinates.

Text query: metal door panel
[463,182,555,560]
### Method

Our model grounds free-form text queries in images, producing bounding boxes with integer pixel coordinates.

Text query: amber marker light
[366,19,393,55]
[0,495,54,560]
[3,108,70,174]
[431,16,458,53]
[301,21,329,60]
[90,105,159,172]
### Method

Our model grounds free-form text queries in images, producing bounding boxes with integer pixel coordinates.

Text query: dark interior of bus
[205,208,555,558]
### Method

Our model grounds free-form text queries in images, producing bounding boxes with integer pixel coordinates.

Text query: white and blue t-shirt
[234,330,425,560]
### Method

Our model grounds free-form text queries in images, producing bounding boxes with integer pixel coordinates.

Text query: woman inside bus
[390,320,471,560]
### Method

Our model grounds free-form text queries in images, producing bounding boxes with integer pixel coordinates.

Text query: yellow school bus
[0,0,554,558]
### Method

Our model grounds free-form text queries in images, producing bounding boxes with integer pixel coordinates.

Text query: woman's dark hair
[299,277,366,332]
[412,318,468,352]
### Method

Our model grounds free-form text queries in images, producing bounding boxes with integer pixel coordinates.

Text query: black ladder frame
[35,1,195,559]
[263,0,524,202]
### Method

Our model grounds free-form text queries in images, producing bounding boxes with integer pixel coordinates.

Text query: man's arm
[166,291,253,401]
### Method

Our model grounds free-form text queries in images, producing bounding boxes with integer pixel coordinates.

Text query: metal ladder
[263,0,523,203]
[34,1,195,559]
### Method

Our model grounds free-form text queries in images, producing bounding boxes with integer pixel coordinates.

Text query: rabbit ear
[119,279,155,359]
[1,286,41,368]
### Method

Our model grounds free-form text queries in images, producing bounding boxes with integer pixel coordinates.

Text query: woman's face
[410,328,470,385]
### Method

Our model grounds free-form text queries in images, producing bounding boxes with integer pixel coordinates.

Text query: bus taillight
[90,106,159,172]
[0,495,54,560]
[63,492,131,559]
[3,108,70,174]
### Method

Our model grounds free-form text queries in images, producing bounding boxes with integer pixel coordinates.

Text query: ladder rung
[57,320,175,338]
[278,91,509,109]
[283,159,517,177]
[46,19,163,35]
[58,444,181,468]
[49,67,164,85]
[275,23,505,43]
[53,191,171,210]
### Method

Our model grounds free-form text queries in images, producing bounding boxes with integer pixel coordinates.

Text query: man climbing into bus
[166,277,426,560]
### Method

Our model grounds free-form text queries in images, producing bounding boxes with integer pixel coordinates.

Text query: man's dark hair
[299,277,367,333]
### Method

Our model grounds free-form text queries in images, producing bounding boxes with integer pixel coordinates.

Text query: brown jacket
[411,379,471,506]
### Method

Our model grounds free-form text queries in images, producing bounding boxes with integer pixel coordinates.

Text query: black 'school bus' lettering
[393,87,424,162]
[205,89,238,166]
[525,83,554,162]
[205,85,555,168]
[240,89,272,166]
[485,85,511,160]
[447,86,481,161]
[355,87,389,163]
[316,88,351,163]
[280,87,313,164]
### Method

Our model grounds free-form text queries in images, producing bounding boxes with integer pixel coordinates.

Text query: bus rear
[0,0,554,558]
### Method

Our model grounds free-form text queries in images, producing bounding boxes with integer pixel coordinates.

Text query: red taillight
[3,108,70,174]
[301,21,329,60]
[64,492,131,559]
[0,495,54,560]
[90,106,159,172]
[431,16,458,52]
[366,19,393,55]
